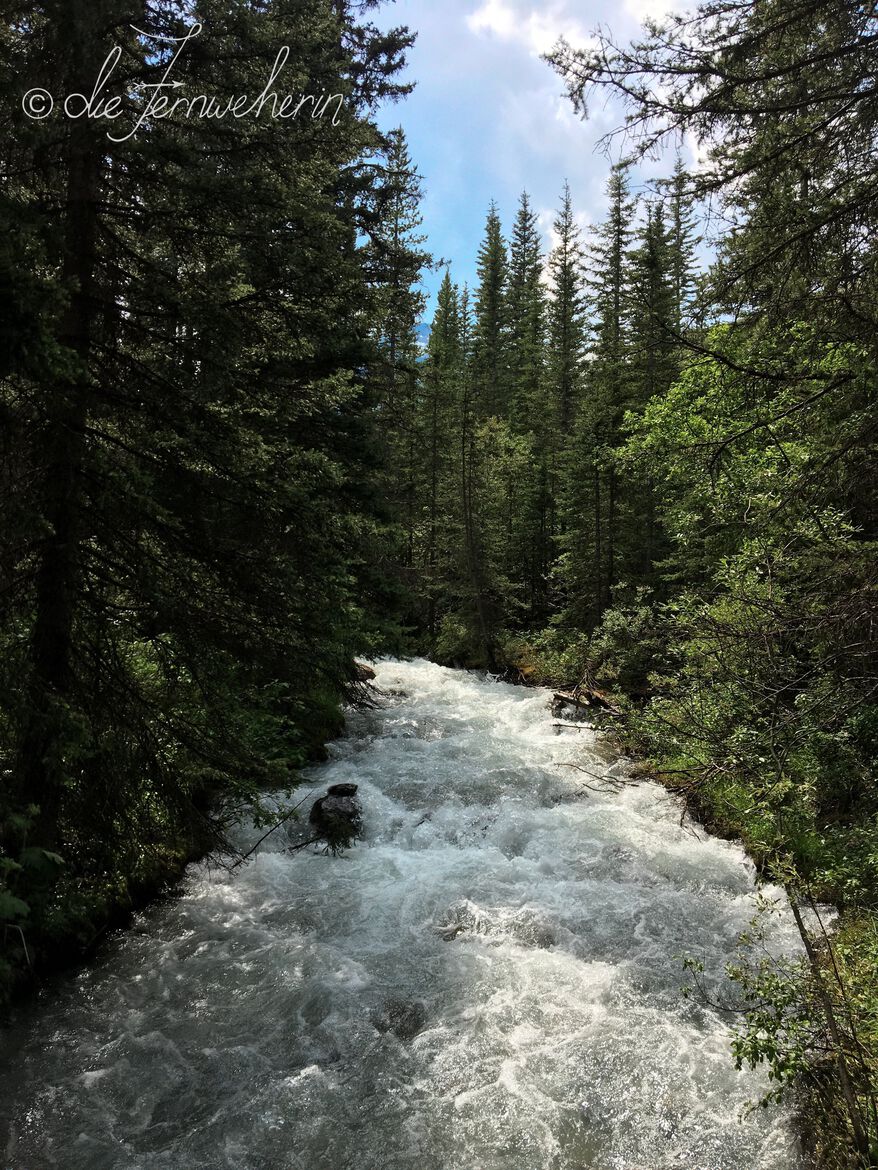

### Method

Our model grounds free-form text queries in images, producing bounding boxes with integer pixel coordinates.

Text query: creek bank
[444,646,869,1168]
[509,657,857,1170]
[0,836,207,1018]
[0,664,372,1012]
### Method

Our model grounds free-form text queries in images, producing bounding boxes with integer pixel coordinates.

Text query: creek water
[0,658,803,1169]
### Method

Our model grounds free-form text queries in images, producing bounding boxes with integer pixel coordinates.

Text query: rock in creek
[435,899,557,949]
[309,783,363,851]
[353,661,376,682]
[370,998,428,1041]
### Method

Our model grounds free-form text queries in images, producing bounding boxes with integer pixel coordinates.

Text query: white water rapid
[1,659,804,1169]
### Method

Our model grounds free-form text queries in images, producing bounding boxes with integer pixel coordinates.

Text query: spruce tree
[366,127,431,581]
[456,284,498,663]
[547,182,587,436]
[505,192,551,621]
[622,200,678,583]
[419,271,461,637]
[547,182,588,616]
[560,168,635,624]
[472,203,509,420]
[665,158,700,334]
[629,201,678,408]
[506,192,547,436]
[368,126,430,395]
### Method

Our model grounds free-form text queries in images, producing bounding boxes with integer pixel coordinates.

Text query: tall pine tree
[472,203,509,420]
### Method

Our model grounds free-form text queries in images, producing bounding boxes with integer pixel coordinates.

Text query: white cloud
[466,0,593,57]
[374,0,706,316]
[537,206,555,260]
[684,127,711,172]
[623,0,696,21]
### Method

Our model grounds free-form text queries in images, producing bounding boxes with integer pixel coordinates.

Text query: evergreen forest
[1,2,877,1166]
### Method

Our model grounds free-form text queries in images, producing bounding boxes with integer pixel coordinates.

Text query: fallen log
[551,687,622,719]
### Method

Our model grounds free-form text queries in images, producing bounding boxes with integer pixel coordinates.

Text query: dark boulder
[327,782,359,798]
[353,661,376,682]
[370,998,428,1041]
[309,783,362,851]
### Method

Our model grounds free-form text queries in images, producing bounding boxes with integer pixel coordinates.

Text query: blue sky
[373,0,691,321]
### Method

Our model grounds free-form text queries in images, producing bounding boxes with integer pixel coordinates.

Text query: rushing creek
[1,659,804,1169]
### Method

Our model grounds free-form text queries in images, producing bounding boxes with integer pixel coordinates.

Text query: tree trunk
[606,462,616,614]
[594,468,603,621]
[19,23,101,849]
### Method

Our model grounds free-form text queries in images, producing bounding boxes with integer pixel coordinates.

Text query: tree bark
[19,18,101,849]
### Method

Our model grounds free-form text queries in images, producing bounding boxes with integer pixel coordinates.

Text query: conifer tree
[472,203,509,420]
[455,284,497,663]
[368,126,430,394]
[419,271,461,636]
[560,168,635,623]
[506,192,547,436]
[665,158,700,334]
[505,192,552,621]
[367,127,431,578]
[547,182,588,614]
[547,182,587,436]
[629,201,678,407]
[622,200,678,583]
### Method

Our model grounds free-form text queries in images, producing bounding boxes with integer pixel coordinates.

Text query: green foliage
[392,173,696,663]
[506,191,547,438]
[497,628,593,689]
[433,615,481,668]
[540,4,878,1162]
[0,0,420,998]
[0,892,29,923]
[547,181,587,436]
[583,592,672,695]
[472,203,509,420]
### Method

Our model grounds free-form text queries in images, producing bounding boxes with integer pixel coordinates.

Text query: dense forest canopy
[1,0,877,1165]
[0,0,417,975]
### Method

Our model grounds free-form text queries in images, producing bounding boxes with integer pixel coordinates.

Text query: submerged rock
[434,899,489,942]
[370,998,428,1041]
[434,899,557,949]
